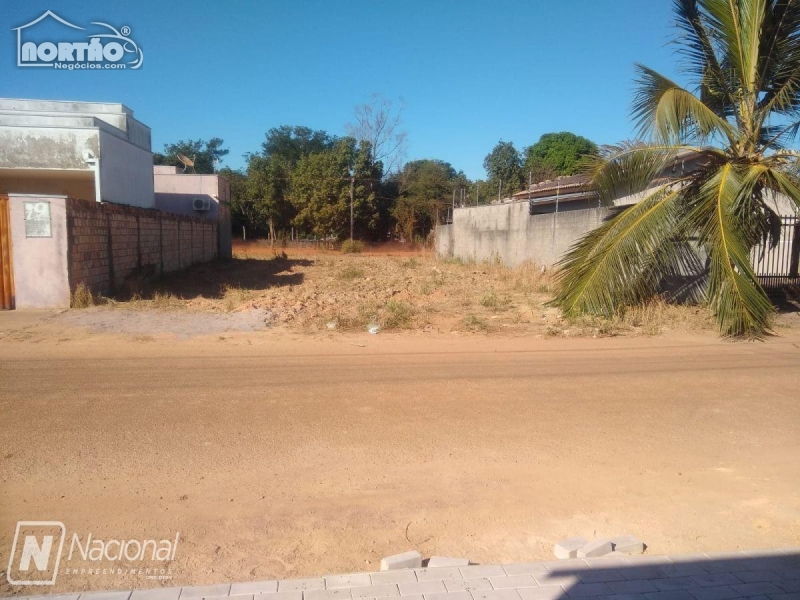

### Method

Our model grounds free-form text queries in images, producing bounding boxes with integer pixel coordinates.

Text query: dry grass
[95,251,727,337]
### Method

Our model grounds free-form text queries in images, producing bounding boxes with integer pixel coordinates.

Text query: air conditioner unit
[192,197,211,212]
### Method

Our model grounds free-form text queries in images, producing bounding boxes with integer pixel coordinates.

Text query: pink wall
[8,194,70,308]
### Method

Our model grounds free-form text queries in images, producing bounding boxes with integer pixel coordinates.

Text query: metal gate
[0,195,14,309]
[752,216,800,288]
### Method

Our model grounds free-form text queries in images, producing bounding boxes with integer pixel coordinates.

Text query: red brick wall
[66,198,218,294]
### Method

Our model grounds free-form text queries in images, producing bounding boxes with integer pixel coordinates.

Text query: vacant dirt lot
[54,243,800,340]
[1,325,799,595]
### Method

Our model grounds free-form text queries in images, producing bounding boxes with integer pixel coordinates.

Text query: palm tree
[553,0,800,337]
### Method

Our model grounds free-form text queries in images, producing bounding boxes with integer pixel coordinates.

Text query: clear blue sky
[3,0,680,179]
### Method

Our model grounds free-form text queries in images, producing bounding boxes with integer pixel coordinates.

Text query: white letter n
[19,535,53,571]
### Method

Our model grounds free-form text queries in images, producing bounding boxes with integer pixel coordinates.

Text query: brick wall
[66,198,218,294]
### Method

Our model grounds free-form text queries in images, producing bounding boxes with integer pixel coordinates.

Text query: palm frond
[687,163,774,337]
[632,64,736,144]
[553,187,686,316]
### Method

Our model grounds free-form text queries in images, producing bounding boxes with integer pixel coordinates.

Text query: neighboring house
[0,97,230,311]
[153,166,232,260]
[0,98,154,207]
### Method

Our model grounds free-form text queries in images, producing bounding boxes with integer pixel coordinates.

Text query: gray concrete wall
[436,201,612,267]
[8,194,71,308]
[98,128,154,208]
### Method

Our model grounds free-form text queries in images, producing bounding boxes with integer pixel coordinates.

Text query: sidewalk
[9,548,800,600]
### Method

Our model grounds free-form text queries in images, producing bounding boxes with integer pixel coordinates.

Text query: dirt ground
[55,243,800,339]
[1,314,799,595]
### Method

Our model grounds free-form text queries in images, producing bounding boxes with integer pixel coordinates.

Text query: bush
[340,239,365,254]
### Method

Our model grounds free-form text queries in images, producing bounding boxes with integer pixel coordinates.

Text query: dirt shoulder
[1,330,799,595]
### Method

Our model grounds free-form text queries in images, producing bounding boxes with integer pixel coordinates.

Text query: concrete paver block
[487,575,538,589]
[533,572,580,587]
[415,568,462,582]
[468,590,523,600]
[516,587,564,600]
[348,584,399,600]
[612,536,646,556]
[607,579,658,594]
[685,586,742,600]
[565,582,613,597]
[179,585,231,599]
[501,563,549,576]
[254,594,302,600]
[370,571,418,586]
[230,582,279,595]
[326,574,373,589]
[397,581,446,596]
[554,537,588,560]
[304,589,353,600]
[458,566,506,578]
[79,595,131,600]
[443,578,492,593]
[130,590,181,600]
[577,539,614,559]
[277,578,326,592]
[420,592,471,600]
[427,557,469,568]
[382,551,423,571]
[204,595,252,600]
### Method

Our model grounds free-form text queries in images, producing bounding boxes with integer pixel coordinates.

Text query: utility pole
[349,174,355,241]
[476,183,479,206]
[498,179,502,202]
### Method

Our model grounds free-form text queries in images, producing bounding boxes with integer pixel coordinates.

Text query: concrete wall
[0,126,99,170]
[436,201,612,267]
[98,129,154,208]
[8,194,71,308]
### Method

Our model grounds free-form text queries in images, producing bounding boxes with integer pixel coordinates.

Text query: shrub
[340,239,365,254]
[71,283,95,308]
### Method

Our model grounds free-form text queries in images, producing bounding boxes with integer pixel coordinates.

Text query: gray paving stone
[627,557,674,566]
[543,559,588,572]
[685,586,742,600]
[578,540,614,559]
[399,581,447,596]
[382,552,423,571]
[658,565,710,579]
[599,595,649,600]
[777,581,800,593]
[652,578,696,592]
[204,595,252,600]
[691,574,744,588]
[304,589,353,600]
[180,585,231,599]
[277,579,326,592]
[416,568,464,582]
[349,584,400,600]
[503,564,550,576]
[555,538,589,560]
[534,572,580,587]
[130,590,182,600]
[422,592,472,600]
[577,569,625,583]
[668,555,711,565]
[30,595,81,600]
[459,567,506,579]
[487,575,538,589]
[80,594,132,600]
[566,583,613,597]
[326,574,373,589]
[768,593,800,600]
[468,590,522,600]
[371,572,419,586]
[427,558,470,568]
[730,582,784,596]
[584,555,630,569]
[230,583,279,595]
[607,580,659,594]
[730,571,781,584]
[613,537,646,556]
[444,579,493,593]
[255,593,303,600]
[516,587,564,600]
[643,592,696,600]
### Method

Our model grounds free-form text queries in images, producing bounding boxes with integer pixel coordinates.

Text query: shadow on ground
[118,255,312,301]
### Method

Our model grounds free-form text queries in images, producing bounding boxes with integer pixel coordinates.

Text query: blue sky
[3,1,679,179]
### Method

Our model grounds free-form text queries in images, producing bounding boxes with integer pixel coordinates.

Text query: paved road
[1,331,799,594]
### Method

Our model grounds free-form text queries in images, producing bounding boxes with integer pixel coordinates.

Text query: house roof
[512,174,592,200]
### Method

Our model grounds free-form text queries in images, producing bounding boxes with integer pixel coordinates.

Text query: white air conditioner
[192,197,211,212]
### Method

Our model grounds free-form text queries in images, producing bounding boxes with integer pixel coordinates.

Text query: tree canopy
[524,132,597,180]
[153,138,229,174]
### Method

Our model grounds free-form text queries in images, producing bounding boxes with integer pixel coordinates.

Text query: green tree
[483,141,523,196]
[290,139,382,240]
[524,132,597,180]
[393,159,458,240]
[153,138,229,174]
[553,0,800,338]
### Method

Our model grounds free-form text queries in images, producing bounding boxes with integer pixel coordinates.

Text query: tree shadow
[117,255,313,301]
